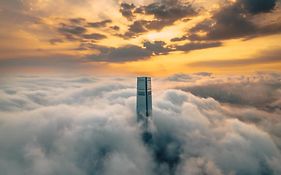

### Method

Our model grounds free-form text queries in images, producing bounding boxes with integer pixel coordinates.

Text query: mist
[0,73,281,175]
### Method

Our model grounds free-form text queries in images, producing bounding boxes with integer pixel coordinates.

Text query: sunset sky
[1,0,281,76]
[1,1,281,174]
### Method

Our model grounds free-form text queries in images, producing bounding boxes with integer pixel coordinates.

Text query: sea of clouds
[0,72,281,175]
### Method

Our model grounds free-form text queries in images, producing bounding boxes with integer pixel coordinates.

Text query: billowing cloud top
[0,0,281,75]
[0,72,281,175]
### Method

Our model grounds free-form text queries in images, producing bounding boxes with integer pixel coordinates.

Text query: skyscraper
[137,77,152,123]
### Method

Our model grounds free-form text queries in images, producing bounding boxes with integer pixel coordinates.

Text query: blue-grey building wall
[137,77,152,122]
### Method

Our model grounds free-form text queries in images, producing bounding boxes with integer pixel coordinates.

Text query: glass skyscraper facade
[137,77,152,122]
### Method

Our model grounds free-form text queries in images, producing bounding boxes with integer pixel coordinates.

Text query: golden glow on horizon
[107,34,281,76]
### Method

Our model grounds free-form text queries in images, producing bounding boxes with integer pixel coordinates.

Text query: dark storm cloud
[237,0,277,14]
[57,22,108,41]
[143,41,219,55]
[0,75,281,175]
[143,41,171,55]
[143,0,196,21]
[110,25,120,31]
[129,21,147,33]
[87,19,112,28]
[58,24,87,36]
[58,25,86,41]
[123,19,175,38]
[188,49,281,67]
[124,20,148,38]
[188,0,281,41]
[119,0,197,38]
[76,43,108,51]
[143,19,174,31]
[81,40,173,62]
[190,14,256,41]
[142,0,196,30]
[86,44,153,62]
[170,36,188,42]
[120,3,136,20]
[81,40,223,62]
[174,42,222,52]
[49,38,64,45]
[82,33,107,40]
[69,18,86,25]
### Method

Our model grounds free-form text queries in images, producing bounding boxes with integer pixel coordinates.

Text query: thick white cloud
[167,72,281,110]
[0,74,281,175]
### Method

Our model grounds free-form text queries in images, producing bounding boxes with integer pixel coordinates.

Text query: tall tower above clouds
[137,77,152,123]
